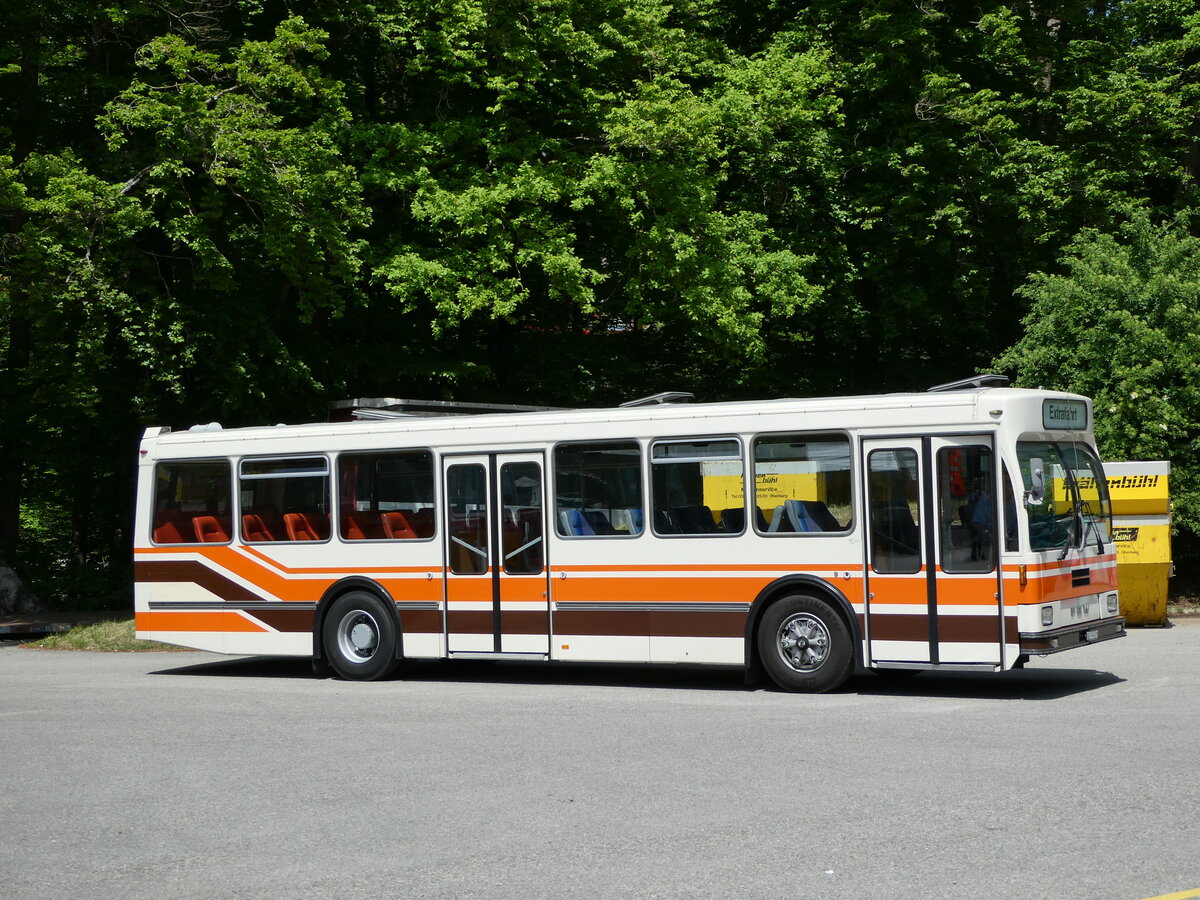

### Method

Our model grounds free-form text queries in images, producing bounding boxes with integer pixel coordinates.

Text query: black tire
[757,594,853,693]
[321,591,400,681]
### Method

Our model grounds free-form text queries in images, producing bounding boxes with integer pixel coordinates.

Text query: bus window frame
[551,438,647,541]
[751,429,855,538]
[237,454,333,545]
[334,448,438,544]
[150,457,234,546]
[649,435,746,539]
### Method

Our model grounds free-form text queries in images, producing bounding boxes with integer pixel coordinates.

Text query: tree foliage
[1,0,1199,602]
[996,211,1200,535]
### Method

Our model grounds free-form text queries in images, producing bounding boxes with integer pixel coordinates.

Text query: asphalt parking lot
[2,625,1198,900]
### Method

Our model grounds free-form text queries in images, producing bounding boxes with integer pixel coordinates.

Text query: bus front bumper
[1019,616,1126,655]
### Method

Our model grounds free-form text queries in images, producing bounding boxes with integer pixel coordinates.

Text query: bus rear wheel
[321,592,400,681]
[757,595,852,693]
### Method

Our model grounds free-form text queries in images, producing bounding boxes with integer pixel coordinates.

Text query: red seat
[242,514,275,542]
[153,511,189,544]
[192,515,230,543]
[283,512,321,542]
[342,515,366,541]
[380,511,418,540]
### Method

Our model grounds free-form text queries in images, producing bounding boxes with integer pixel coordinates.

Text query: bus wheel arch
[746,576,860,693]
[313,578,404,680]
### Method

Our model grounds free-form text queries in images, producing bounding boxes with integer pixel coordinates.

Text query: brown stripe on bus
[869,612,1015,644]
[647,609,747,638]
[552,608,747,639]
[446,610,497,634]
[400,609,444,633]
[134,560,264,607]
[866,614,930,643]
[501,610,552,634]
[248,607,317,634]
[936,615,1007,644]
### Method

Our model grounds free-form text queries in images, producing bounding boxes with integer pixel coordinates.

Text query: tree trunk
[0,31,39,565]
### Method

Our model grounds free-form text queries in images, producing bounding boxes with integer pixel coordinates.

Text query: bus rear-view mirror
[1026,458,1045,506]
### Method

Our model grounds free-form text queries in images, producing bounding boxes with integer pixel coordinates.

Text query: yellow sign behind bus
[1103,460,1171,626]
[701,462,825,523]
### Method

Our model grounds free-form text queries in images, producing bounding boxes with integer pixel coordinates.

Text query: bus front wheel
[757,595,852,693]
[321,592,400,681]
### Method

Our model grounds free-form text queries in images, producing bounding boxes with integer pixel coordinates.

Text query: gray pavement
[1,626,1198,899]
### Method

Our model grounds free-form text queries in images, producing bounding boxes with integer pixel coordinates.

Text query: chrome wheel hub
[776,613,830,672]
[337,611,379,661]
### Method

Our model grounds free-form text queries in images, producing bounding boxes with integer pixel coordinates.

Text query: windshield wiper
[1080,500,1104,554]
[1058,453,1082,561]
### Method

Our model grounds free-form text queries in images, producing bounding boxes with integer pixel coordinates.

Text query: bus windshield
[1017,439,1112,553]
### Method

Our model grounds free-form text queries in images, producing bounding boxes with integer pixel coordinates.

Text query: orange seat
[380,511,418,540]
[342,515,366,541]
[153,511,189,544]
[283,512,321,541]
[192,515,230,543]
[242,514,275,542]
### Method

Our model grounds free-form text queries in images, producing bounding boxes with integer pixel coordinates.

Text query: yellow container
[1104,461,1171,626]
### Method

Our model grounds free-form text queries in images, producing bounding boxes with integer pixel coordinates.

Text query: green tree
[1,7,370,603]
[317,0,846,405]
[995,210,1200,539]
[0,2,154,582]
[784,0,1200,390]
[4,1,1200,605]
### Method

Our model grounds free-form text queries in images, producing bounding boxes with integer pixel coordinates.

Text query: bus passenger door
[862,436,1003,667]
[442,453,551,656]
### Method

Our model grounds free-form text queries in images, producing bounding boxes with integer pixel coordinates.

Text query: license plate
[1084,628,1099,642]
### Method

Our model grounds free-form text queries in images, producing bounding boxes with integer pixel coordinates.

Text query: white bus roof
[140,385,1091,457]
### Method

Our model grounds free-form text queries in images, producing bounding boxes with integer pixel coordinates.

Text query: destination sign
[1042,399,1088,430]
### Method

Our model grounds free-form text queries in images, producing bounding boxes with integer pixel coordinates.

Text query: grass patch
[1168,598,1200,618]
[23,619,187,652]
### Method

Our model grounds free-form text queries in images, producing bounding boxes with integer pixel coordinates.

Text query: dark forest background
[2,1,1198,608]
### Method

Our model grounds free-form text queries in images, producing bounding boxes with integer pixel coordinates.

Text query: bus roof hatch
[926,374,1011,393]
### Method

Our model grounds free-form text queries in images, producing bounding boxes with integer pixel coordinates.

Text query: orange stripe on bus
[553,562,847,574]
[136,610,267,633]
[135,545,432,577]
[1018,553,1116,574]
[136,548,319,603]
[136,547,1115,615]
[235,544,433,576]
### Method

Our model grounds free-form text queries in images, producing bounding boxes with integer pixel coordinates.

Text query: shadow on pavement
[854,665,1124,700]
[149,655,1123,699]
[150,656,749,691]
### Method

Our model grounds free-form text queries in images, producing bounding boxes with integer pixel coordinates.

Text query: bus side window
[650,438,743,536]
[239,457,330,543]
[752,433,853,535]
[1002,464,1018,552]
[152,460,232,545]
[868,449,921,574]
[936,445,994,574]
[446,464,488,574]
[337,451,435,542]
[554,441,644,538]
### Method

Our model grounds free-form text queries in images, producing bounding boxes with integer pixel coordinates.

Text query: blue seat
[784,499,814,532]
[567,509,595,536]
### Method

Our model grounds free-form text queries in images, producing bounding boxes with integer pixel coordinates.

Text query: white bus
[133,375,1124,692]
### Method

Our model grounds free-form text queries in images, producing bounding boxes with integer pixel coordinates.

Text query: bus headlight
[1042,606,1054,627]
[1107,593,1119,615]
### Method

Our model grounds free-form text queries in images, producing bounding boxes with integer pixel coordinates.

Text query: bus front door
[442,453,551,656]
[862,436,1004,668]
